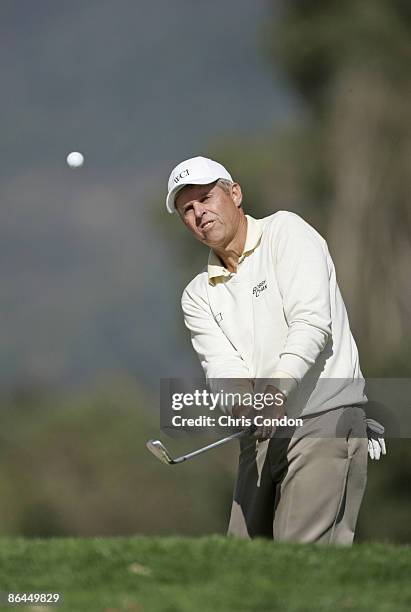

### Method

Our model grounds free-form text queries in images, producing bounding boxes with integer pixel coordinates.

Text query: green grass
[0,536,410,611]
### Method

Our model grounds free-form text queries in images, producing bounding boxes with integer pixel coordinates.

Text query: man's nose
[193,202,206,219]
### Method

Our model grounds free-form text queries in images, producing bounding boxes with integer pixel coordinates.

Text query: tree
[268,0,411,373]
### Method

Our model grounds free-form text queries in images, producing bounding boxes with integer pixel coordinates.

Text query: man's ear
[231,183,243,208]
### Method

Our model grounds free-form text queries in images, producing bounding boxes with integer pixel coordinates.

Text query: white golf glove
[366,418,386,460]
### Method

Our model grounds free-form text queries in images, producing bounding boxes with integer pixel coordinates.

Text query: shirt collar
[207,215,263,284]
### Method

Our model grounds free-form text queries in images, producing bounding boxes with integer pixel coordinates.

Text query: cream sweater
[181,212,366,417]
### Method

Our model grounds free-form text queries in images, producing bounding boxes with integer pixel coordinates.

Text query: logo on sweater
[253,279,267,297]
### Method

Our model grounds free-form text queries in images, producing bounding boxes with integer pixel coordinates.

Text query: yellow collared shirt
[208,215,263,285]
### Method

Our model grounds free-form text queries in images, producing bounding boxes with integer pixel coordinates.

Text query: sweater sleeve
[182,283,253,413]
[272,213,332,383]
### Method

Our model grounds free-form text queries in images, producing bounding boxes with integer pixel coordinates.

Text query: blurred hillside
[0,376,237,537]
[0,378,409,542]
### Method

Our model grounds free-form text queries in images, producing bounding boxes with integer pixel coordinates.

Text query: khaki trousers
[227,406,368,545]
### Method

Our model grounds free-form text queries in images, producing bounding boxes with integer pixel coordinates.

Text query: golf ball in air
[66,151,84,168]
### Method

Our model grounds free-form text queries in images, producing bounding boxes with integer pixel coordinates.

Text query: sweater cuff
[270,370,298,398]
[275,353,312,383]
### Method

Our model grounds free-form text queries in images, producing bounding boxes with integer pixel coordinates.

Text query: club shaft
[175,430,247,462]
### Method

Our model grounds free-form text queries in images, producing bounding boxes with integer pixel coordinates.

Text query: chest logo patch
[253,279,268,297]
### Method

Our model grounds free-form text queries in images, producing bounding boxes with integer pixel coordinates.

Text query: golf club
[146,430,248,465]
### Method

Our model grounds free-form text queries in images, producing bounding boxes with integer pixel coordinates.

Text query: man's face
[175,181,243,248]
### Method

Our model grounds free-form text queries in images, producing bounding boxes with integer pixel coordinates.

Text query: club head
[146,439,176,465]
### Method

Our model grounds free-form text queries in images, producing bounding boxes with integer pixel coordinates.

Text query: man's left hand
[366,418,386,460]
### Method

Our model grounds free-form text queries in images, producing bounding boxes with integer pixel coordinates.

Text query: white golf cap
[166,156,233,213]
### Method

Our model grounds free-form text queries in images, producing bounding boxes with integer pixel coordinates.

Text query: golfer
[165,156,385,544]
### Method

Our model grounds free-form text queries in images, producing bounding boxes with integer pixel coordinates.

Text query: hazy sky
[1,0,295,178]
